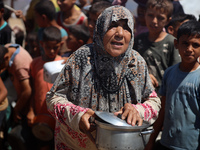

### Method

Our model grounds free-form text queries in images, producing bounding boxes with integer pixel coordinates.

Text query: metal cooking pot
[94,112,153,150]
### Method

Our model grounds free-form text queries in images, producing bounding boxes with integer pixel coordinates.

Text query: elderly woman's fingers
[130,112,143,126]
[121,103,143,126]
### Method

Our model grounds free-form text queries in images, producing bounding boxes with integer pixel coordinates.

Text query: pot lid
[95,111,150,128]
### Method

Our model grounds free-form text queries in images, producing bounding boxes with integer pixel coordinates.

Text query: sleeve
[132,91,161,124]
[132,53,161,124]
[15,68,30,81]
[46,55,88,132]
[46,94,88,132]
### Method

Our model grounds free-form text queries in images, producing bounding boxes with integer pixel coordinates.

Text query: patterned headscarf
[48,6,153,112]
[93,6,134,93]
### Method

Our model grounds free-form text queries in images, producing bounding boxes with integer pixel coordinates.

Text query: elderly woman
[46,5,161,150]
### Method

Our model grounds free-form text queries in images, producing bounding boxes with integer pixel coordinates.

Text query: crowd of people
[0,0,200,150]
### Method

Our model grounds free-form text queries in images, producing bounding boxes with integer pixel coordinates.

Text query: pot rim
[95,120,151,131]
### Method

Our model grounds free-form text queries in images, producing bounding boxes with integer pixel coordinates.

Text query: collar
[0,21,7,30]
[9,44,20,67]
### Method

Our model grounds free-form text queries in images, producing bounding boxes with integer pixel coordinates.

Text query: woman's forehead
[99,6,133,27]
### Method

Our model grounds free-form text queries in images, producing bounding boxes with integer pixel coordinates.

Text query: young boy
[34,0,68,55]
[64,24,89,56]
[0,1,12,45]
[87,1,112,44]
[167,13,196,38]
[28,26,63,148]
[145,20,200,150]
[56,0,88,33]
[14,0,60,34]
[0,44,32,123]
[133,0,181,94]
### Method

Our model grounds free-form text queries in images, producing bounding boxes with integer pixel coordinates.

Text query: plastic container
[43,60,65,83]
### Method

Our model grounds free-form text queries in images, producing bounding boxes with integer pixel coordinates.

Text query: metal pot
[95,120,153,150]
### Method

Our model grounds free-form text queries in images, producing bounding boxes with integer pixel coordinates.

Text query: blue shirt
[159,63,200,150]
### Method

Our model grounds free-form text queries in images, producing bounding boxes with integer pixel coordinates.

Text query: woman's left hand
[114,103,143,126]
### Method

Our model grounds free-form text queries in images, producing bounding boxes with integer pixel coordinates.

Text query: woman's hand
[79,109,96,144]
[114,103,143,126]
[149,74,159,88]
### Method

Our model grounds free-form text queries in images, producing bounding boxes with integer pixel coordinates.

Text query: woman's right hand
[79,109,96,144]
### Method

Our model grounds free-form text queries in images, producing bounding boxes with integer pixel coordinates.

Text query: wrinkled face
[103,19,131,57]
[175,35,200,64]
[88,12,100,39]
[145,7,169,35]
[41,41,62,61]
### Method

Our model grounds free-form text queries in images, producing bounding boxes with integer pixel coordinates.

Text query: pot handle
[140,129,154,135]
[140,129,154,147]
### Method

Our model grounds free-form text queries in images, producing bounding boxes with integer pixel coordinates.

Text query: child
[0,1,12,45]
[33,0,68,56]
[87,0,112,44]
[133,0,181,94]
[56,0,88,33]
[145,20,200,150]
[25,31,41,58]
[0,44,32,123]
[63,24,90,57]
[167,13,196,38]
[14,0,60,34]
[28,26,63,149]
[0,43,32,150]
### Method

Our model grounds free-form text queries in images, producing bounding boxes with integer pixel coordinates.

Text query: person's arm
[114,91,161,126]
[26,96,35,126]
[13,78,32,122]
[144,96,166,150]
[0,77,7,103]
[46,93,90,132]
[132,91,161,124]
